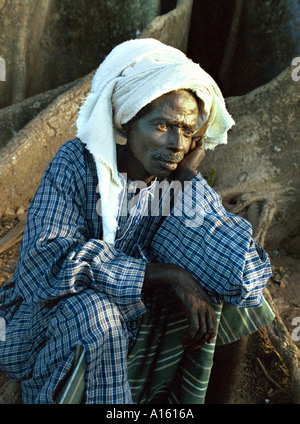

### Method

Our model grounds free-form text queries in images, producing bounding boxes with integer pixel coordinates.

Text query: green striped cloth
[56,343,86,404]
[56,295,274,404]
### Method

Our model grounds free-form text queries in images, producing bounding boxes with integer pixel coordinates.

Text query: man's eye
[183,128,193,137]
[157,123,168,131]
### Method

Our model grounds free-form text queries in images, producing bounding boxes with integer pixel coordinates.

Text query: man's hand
[170,136,205,182]
[143,262,217,349]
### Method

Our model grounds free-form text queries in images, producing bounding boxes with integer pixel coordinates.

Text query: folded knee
[51,289,125,345]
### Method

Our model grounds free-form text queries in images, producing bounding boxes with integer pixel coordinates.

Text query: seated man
[0,39,274,404]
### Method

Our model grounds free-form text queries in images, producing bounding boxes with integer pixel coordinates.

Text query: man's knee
[48,289,126,348]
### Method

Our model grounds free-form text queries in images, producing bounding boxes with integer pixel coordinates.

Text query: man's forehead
[150,90,199,109]
[147,91,199,124]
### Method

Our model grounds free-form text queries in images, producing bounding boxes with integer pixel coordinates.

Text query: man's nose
[167,127,185,152]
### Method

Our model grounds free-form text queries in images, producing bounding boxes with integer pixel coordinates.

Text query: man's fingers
[194,312,215,347]
[189,139,197,151]
[204,309,217,344]
[183,306,217,349]
[189,136,204,153]
[193,136,204,149]
[182,310,201,348]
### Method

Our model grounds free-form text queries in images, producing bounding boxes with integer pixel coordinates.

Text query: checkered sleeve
[14,147,147,320]
[151,175,272,308]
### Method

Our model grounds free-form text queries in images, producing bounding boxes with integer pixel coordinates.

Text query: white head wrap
[76,38,234,244]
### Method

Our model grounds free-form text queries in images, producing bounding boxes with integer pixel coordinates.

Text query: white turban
[76,38,234,244]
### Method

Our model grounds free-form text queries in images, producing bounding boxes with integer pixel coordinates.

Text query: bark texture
[200,64,300,251]
[0,0,161,108]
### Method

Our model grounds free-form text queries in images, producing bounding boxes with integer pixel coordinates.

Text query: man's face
[124,90,199,182]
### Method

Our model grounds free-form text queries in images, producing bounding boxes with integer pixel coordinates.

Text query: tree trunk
[0,0,161,108]
[200,64,300,251]
[199,64,300,402]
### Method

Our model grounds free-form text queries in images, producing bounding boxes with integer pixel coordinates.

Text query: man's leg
[205,336,249,404]
[21,289,131,404]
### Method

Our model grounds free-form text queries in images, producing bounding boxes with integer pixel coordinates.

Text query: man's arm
[144,135,270,348]
[143,262,217,349]
[142,135,217,350]
[150,136,271,309]
[14,146,147,321]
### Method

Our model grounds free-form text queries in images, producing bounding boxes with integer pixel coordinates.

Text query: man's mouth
[154,153,184,172]
[157,159,179,171]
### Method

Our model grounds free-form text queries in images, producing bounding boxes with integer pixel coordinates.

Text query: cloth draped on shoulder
[75,38,235,244]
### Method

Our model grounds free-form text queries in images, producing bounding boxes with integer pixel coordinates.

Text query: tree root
[263,287,300,404]
[225,195,300,403]
[253,200,299,403]
[251,200,277,247]
[256,356,289,395]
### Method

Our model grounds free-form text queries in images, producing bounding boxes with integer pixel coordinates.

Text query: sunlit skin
[117,90,217,350]
[117,90,203,184]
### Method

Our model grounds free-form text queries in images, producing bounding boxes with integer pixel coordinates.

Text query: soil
[0,212,299,404]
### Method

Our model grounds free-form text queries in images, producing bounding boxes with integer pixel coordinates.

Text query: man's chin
[152,169,172,181]
[151,162,178,180]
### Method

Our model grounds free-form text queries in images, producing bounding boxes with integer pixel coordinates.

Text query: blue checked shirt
[0,138,272,311]
[0,139,271,380]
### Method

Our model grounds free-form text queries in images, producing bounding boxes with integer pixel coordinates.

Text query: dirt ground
[234,245,300,404]
[0,212,299,404]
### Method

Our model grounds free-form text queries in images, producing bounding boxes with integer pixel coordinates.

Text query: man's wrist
[143,263,183,290]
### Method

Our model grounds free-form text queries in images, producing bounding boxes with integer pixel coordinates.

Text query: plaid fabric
[0,139,274,403]
[150,178,271,308]
[56,297,274,404]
